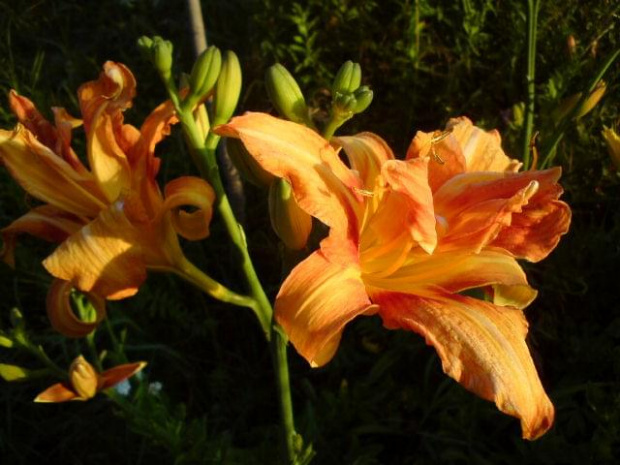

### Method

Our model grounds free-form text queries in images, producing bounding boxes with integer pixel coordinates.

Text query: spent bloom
[216,113,570,439]
[0,62,215,313]
[34,355,145,403]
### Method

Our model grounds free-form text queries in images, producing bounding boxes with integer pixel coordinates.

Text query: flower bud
[152,36,174,80]
[332,61,362,95]
[69,355,99,400]
[602,127,620,170]
[137,36,154,58]
[353,86,373,114]
[269,179,312,250]
[0,332,13,348]
[213,51,242,126]
[553,81,606,123]
[265,64,311,125]
[227,139,275,187]
[189,46,222,100]
[0,363,30,381]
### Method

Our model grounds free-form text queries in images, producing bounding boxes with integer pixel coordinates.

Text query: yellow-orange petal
[374,290,554,440]
[275,239,375,367]
[0,126,107,216]
[51,106,88,174]
[79,62,136,202]
[34,382,79,403]
[46,279,106,338]
[68,355,98,399]
[43,200,146,300]
[99,361,147,390]
[446,116,521,173]
[215,112,362,237]
[161,176,215,241]
[365,247,537,307]
[8,90,58,152]
[1,205,85,267]
[335,132,395,189]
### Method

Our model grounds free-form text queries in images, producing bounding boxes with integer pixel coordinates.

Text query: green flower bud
[265,64,310,125]
[227,138,275,187]
[269,179,312,250]
[602,126,620,170]
[333,93,357,116]
[332,61,362,95]
[213,51,242,126]
[0,333,13,348]
[152,36,174,80]
[353,86,373,114]
[189,46,222,100]
[0,363,31,382]
[9,307,24,330]
[137,36,154,58]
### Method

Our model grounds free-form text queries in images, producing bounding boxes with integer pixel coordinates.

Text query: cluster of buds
[330,61,373,120]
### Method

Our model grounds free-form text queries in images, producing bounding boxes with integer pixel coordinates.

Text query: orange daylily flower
[0,62,215,308]
[34,355,146,402]
[216,113,571,440]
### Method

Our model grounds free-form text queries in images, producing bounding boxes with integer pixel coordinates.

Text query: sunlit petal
[215,112,363,236]
[276,239,375,367]
[374,290,554,440]
[0,127,107,216]
[43,200,147,300]
[335,132,394,189]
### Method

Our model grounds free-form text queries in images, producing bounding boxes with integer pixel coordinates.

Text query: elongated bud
[213,51,242,126]
[332,61,362,95]
[152,36,174,80]
[553,81,607,123]
[0,363,31,381]
[0,332,13,348]
[352,86,373,113]
[189,46,222,100]
[269,179,312,250]
[602,127,620,170]
[265,64,311,125]
[227,139,275,187]
[69,356,99,400]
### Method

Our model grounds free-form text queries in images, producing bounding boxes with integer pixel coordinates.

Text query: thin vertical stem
[186,0,208,55]
[521,0,540,169]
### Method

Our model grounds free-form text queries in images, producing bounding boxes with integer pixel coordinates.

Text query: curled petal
[46,279,106,338]
[99,361,147,390]
[1,205,85,267]
[215,113,362,237]
[34,382,79,403]
[8,90,58,152]
[335,132,394,189]
[161,176,215,241]
[43,200,147,300]
[276,239,374,367]
[374,291,554,440]
[0,127,107,216]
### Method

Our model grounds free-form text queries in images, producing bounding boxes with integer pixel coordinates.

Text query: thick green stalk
[175,105,299,463]
[521,0,540,169]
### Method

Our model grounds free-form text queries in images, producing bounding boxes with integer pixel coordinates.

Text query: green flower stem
[25,344,67,379]
[172,101,300,463]
[540,47,620,168]
[521,0,540,169]
[322,114,349,140]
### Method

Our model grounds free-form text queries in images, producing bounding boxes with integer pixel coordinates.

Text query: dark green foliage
[1,0,619,463]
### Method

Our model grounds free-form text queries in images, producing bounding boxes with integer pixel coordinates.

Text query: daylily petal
[365,248,537,307]
[335,132,395,189]
[446,116,521,173]
[374,290,554,440]
[161,176,215,241]
[8,90,58,153]
[276,238,374,367]
[46,279,106,338]
[51,106,88,174]
[34,382,79,403]
[99,361,147,390]
[1,205,85,266]
[43,200,147,300]
[215,112,363,237]
[78,62,135,201]
[0,126,107,216]
[434,168,570,261]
